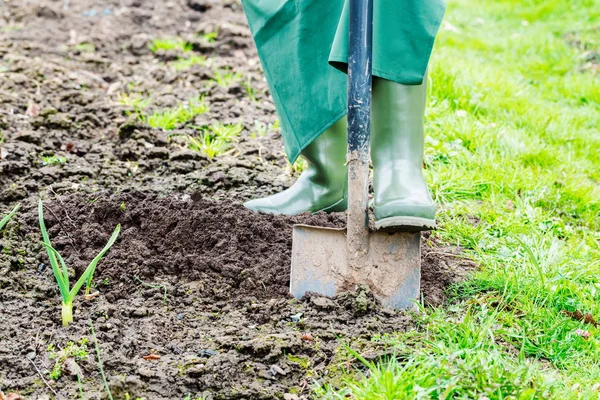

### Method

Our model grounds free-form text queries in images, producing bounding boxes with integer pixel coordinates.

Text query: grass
[148,37,192,53]
[321,0,600,398]
[0,204,20,232]
[212,67,242,88]
[171,55,207,71]
[142,96,209,131]
[90,321,114,400]
[41,155,67,166]
[117,93,152,115]
[39,200,121,326]
[187,122,243,158]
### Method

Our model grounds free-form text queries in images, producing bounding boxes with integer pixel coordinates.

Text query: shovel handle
[346,0,373,268]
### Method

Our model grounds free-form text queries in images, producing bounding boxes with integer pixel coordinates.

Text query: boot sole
[375,216,436,232]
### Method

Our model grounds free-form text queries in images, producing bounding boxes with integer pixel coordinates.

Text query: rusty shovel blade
[290,224,421,310]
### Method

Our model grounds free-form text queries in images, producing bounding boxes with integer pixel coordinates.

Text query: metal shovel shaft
[347,0,374,270]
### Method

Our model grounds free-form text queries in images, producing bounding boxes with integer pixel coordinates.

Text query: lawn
[320,0,600,398]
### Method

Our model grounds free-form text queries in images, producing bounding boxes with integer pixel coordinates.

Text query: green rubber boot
[244,118,348,215]
[372,77,436,231]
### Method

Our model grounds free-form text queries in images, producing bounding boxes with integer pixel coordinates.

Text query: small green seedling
[289,157,308,176]
[187,123,242,159]
[41,155,67,165]
[39,200,120,327]
[212,67,242,88]
[47,338,89,381]
[201,30,218,43]
[117,93,152,115]
[0,204,20,231]
[171,55,207,71]
[243,77,258,102]
[148,37,192,53]
[72,42,95,53]
[142,96,209,131]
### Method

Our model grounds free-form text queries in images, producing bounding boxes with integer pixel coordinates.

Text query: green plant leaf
[42,242,70,300]
[0,204,20,231]
[70,224,121,299]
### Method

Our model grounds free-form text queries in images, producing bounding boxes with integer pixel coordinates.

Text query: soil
[0,1,476,399]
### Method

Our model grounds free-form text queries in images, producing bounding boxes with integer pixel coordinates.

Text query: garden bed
[0,1,474,399]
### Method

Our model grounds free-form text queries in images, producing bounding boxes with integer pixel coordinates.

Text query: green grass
[187,122,243,158]
[171,55,207,71]
[148,37,192,53]
[142,96,209,131]
[212,67,243,88]
[322,0,600,398]
[41,155,67,165]
[117,93,152,114]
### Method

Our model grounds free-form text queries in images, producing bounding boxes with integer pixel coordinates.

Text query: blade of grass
[0,204,20,231]
[90,320,113,400]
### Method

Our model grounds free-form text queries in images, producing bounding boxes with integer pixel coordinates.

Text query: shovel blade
[290,225,348,299]
[290,224,421,310]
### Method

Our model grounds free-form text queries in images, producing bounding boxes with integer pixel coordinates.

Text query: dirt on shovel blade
[0,0,475,398]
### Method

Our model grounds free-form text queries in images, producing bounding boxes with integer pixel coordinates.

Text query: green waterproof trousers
[241,0,446,163]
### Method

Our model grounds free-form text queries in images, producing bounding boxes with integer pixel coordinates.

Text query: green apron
[242,0,446,163]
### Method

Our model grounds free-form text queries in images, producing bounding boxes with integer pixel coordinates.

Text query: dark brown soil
[0,0,476,399]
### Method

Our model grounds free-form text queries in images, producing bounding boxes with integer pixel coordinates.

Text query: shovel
[289,0,421,309]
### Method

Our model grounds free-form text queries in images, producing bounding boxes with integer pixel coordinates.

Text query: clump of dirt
[0,192,475,399]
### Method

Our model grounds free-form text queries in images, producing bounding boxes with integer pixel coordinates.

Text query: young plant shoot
[38,200,121,327]
[0,204,20,231]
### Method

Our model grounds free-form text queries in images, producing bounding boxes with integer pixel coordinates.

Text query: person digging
[241,0,445,231]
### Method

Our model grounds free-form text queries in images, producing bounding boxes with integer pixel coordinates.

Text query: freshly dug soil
[0,192,475,400]
[0,0,476,399]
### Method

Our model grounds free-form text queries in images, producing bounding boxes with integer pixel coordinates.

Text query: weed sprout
[142,96,209,131]
[38,200,120,326]
[213,67,242,88]
[0,204,20,231]
[148,38,192,53]
[187,123,242,159]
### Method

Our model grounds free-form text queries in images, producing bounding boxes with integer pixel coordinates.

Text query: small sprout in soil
[171,55,207,71]
[148,37,192,53]
[142,96,209,131]
[212,67,242,88]
[117,93,151,115]
[187,123,242,159]
[120,201,126,213]
[90,321,114,400]
[41,155,67,166]
[46,338,89,381]
[201,30,218,43]
[288,157,308,176]
[0,204,20,232]
[243,77,258,102]
[39,200,121,327]
[72,42,95,53]
[135,275,168,305]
